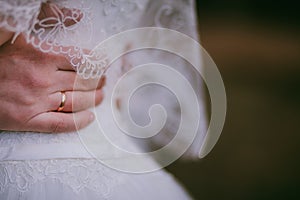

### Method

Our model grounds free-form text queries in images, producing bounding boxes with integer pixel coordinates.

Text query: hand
[0,35,105,133]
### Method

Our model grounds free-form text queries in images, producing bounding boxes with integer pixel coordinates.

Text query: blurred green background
[167,1,300,199]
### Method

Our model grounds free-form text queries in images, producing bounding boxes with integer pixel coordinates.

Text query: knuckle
[73,94,88,110]
[80,78,99,90]
[20,70,51,89]
[21,95,37,106]
[78,80,91,90]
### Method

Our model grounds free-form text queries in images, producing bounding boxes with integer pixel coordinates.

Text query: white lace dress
[0,0,206,199]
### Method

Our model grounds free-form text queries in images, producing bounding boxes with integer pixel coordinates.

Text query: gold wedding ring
[57,91,66,112]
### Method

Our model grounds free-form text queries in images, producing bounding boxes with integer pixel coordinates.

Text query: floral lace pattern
[0,0,44,40]
[0,131,80,147]
[0,0,202,197]
[0,0,146,79]
[0,158,125,198]
[0,0,192,79]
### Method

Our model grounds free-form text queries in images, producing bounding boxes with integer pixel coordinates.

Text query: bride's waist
[0,132,96,161]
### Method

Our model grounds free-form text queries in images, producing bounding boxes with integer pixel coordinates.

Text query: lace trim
[28,0,97,77]
[0,132,80,147]
[0,0,107,79]
[0,158,124,198]
[0,0,191,79]
[0,0,43,32]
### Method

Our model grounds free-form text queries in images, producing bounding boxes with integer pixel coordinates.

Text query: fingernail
[89,113,95,122]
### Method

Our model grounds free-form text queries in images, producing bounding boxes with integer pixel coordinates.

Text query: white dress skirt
[0,0,206,199]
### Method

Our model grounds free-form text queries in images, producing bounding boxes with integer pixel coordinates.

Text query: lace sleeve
[0,0,45,41]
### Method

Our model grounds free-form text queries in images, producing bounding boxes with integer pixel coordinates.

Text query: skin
[0,3,105,133]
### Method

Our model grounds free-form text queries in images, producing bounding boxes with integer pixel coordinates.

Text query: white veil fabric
[0,0,207,160]
[134,0,208,159]
[0,0,209,199]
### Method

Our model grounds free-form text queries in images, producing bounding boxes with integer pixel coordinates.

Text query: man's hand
[0,35,105,133]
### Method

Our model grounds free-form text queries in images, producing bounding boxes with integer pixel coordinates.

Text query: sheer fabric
[0,0,205,199]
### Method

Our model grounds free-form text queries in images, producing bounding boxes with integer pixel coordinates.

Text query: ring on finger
[57,91,66,112]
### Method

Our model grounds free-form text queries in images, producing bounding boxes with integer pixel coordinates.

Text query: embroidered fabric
[0,158,192,200]
[0,0,207,156]
[0,0,196,79]
[0,0,44,38]
[0,158,124,198]
[0,0,205,198]
[0,132,79,147]
[0,0,149,78]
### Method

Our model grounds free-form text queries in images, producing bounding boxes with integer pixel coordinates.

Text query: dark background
[167,1,300,199]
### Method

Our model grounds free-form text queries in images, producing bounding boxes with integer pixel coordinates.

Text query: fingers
[48,89,104,113]
[27,110,95,133]
[73,75,106,91]
[26,77,105,133]
[55,71,106,91]
[53,48,93,72]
